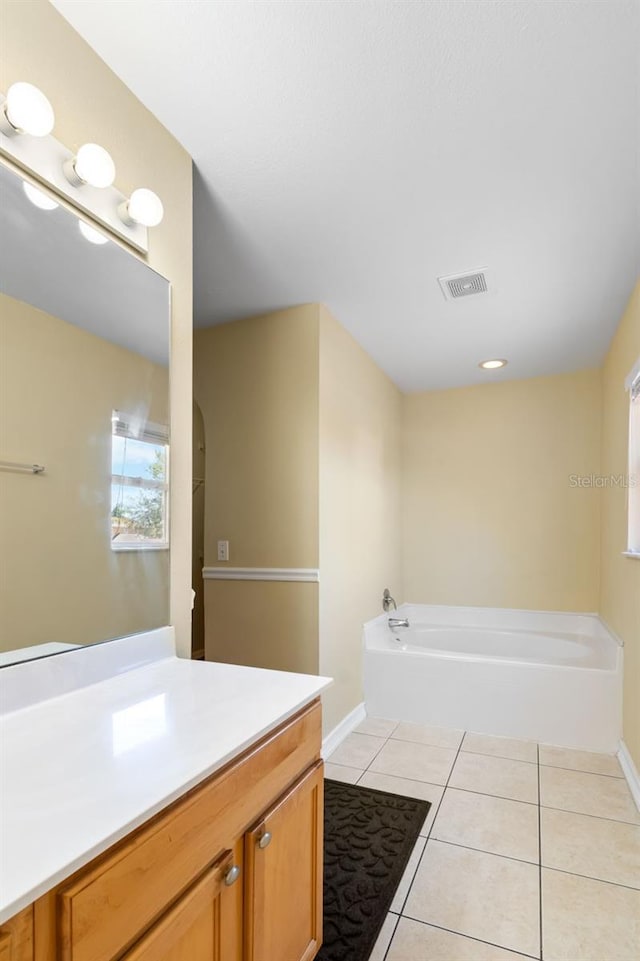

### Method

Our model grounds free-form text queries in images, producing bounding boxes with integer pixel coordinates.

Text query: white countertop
[0,648,331,923]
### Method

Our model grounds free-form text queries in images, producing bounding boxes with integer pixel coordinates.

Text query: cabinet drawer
[58,700,321,961]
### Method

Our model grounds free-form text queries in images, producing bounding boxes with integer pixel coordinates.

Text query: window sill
[112,543,170,553]
[622,551,640,561]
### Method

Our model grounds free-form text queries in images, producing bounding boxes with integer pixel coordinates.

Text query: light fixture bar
[0,91,149,253]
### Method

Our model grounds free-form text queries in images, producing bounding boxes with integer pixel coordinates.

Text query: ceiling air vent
[438,268,490,301]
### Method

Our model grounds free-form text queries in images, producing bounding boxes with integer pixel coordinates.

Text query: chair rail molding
[202,567,320,583]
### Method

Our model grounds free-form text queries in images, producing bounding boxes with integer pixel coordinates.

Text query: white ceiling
[53,0,639,392]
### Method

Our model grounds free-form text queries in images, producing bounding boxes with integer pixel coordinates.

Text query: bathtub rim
[363,604,622,674]
[364,603,624,647]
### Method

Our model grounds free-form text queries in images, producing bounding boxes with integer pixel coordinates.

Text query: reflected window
[112,694,167,755]
[111,411,169,551]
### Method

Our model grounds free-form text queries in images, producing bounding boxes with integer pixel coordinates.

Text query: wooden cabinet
[0,700,323,961]
[121,840,243,961]
[244,762,323,961]
[0,906,34,961]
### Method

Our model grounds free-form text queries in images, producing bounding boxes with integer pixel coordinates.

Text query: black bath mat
[319,779,431,961]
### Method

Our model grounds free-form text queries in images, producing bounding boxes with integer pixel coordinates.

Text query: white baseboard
[322,702,367,760]
[618,740,640,812]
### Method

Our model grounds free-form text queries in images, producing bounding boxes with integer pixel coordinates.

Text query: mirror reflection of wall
[0,163,171,667]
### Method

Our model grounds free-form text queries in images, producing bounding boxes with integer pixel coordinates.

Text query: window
[627,362,640,555]
[111,411,169,551]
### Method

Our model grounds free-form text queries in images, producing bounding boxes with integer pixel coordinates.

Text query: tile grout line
[354,728,394,785]
[380,831,640,893]
[331,762,637,823]
[539,802,640,827]
[394,733,466,917]
[380,909,401,961]
[338,726,624,776]
[537,743,543,961]
[332,729,626,785]
[390,736,623,779]
[352,770,638,824]
[329,721,637,960]
[397,914,541,961]
[427,838,540,869]
[541,863,640,893]
[330,726,394,776]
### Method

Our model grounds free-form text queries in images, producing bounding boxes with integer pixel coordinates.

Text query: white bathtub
[363,605,622,752]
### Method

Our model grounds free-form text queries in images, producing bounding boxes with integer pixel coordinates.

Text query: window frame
[111,411,170,552]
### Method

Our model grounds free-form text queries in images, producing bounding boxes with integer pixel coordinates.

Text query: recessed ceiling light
[479,358,508,370]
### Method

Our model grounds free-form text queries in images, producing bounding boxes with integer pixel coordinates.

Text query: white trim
[202,567,319,583]
[321,702,367,760]
[618,740,640,813]
[112,542,169,552]
[622,551,640,561]
[624,356,640,391]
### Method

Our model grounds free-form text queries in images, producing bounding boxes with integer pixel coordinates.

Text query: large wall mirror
[0,162,170,667]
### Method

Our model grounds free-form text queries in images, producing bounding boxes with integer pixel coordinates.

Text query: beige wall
[203,580,319,675]
[600,281,640,767]
[1,0,193,654]
[0,294,169,650]
[193,306,320,668]
[194,304,402,728]
[319,306,403,733]
[402,369,602,612]
[194,306,319,569]
[191,401,206,658]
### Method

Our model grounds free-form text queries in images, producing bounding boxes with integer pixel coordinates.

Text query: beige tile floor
[326,717,640,961]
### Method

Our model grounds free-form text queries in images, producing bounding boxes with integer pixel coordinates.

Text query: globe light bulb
[65,143,116,189]
[79,220,109,245]
[23,181,59,210]
[2,82,55,136]
[119,188,164,227]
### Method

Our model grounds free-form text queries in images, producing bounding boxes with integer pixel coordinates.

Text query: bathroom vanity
[0,634,331,961]
[0,155,333,960]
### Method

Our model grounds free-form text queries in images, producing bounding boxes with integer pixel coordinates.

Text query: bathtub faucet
[388,617,410,629]
[382,588,397,612]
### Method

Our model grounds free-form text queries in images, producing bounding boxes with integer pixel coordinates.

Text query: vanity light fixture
[78,220,109,245]
[118,188,164,228]
[23,181,59,211]
[0,82,55,137]
[479,358,508,370]
[1,82,162,251]
[64,143,116,189]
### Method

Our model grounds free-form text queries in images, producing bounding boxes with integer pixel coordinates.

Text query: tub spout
[388,617,410,629]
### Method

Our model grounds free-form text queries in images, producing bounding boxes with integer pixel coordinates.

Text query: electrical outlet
[217,540,229,562]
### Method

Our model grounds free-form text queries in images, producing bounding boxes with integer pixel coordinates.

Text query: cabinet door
[0,906,34,961]
[122,840,243,961]
[244,762,323,961]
